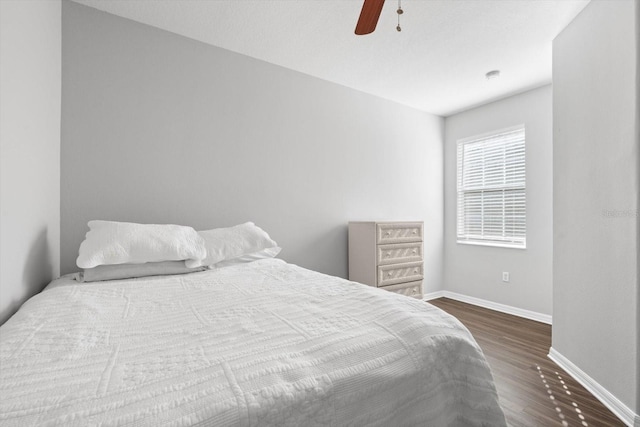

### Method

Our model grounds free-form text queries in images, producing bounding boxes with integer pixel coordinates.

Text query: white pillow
[80,261,207,282]
[198,222,278,266]
[209,246,281,269]
[76,220,207,269]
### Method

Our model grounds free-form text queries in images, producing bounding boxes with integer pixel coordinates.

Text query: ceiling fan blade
[355,0,385,35]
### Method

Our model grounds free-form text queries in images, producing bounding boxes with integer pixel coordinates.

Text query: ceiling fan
[355,0,402,35]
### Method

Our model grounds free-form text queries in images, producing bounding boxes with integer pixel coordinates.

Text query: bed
[1,221,506,426]
[0,258,505,426]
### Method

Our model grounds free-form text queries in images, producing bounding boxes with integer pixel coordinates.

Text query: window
[456,125,526,248]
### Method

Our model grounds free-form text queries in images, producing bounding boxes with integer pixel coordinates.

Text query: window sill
[456,240,526,250]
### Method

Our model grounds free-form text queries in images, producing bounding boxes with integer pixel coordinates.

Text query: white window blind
[457,125,526,248]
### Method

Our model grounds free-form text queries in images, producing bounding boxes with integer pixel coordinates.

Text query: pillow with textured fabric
[198,222,278,266]
[209,246,281,269]
[76,220,207,269]
[80,261,207,282]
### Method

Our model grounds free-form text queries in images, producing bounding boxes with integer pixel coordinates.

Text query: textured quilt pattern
[0,260,506,426]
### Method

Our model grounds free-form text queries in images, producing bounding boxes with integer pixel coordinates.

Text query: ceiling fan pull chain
[396,0,403,32]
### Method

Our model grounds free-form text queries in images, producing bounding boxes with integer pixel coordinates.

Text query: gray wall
[60,1,444,292]
[0,0,61,325]
[553,0,638,415]
[637,2,640,416]
[443,85,553,316]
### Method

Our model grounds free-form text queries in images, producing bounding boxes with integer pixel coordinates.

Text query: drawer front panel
[376,223,423,244]
[383,281,423,299]
[377,261,424,287]
[377,242,423,266]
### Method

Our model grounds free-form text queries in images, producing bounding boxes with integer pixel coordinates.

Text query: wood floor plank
[427,297,624,427]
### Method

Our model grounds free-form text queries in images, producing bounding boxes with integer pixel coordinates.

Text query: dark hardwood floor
[427,298,624,427]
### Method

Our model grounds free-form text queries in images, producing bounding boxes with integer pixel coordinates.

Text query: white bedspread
[0,259,506,426]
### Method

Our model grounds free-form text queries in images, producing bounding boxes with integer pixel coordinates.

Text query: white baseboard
[422,290,445,301]
[548,347,640,427]
[423,290,552,324]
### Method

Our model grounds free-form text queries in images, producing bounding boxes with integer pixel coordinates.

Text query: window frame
[456,124,527,249]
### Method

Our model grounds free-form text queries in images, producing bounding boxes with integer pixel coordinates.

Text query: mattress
[0,259,506,426]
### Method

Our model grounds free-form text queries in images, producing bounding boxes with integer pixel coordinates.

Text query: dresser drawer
[377,261,423,287]
[377,242,423,266]
[376,223,423,244]
[382,281,423,299]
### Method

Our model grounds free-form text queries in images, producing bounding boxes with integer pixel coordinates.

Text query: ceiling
[71,0,589,117]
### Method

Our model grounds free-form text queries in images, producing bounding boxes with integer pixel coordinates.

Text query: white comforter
[0,259,506,426]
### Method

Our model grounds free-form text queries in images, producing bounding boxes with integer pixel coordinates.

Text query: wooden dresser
[348,221,424,299]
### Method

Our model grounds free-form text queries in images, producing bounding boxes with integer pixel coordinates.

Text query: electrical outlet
[502,272,510,282]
